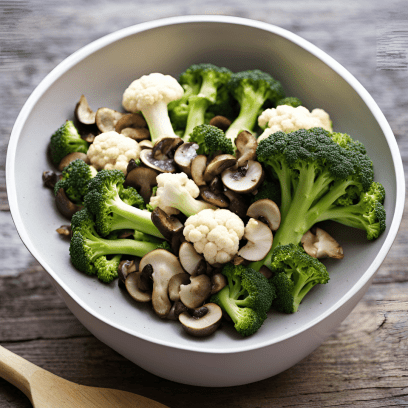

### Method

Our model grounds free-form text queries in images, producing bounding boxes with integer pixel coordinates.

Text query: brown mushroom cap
[200,187,230,208]
[238,218,273,261]
[139,249,185,318]
[211,273,227,294]
[223,189,249,220]
[55,188,83,219]
[118,259,138,283]
[42,170,60,190]
[115,112,147,133]
[125,166,159,204]
[301,228,344,259]
[191,155,208,187]
[259,265,273,279]
[58,152,90,172]
[139,148,177,173]
[235,130,258,167]
[178,303,222,337]
[152,136,183,160]
[168,273,191,302]
[121,127,150,141]
[209,115,232,132]
[166,301,188,321]
[95,107,124,133]
[221,160,264,194]
[178,242,207,276]
[174,142,199,176]
[179,274,212,309]
[204,154,237,183]
[246,199,281,231]
[125,271,152,303]
[75,95,96,125]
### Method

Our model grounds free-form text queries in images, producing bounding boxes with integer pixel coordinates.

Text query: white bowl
[6,16,405,387]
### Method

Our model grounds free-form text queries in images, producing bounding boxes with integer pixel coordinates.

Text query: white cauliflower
[149,172,214,216]
[122,73,184,144]
[257,105,332,142]
[183,209,245,265]
[87,131,141,173]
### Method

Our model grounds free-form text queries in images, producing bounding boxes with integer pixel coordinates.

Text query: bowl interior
[9,19,398,352]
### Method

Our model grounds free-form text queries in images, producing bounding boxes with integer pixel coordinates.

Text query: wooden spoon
[0,345,169,408]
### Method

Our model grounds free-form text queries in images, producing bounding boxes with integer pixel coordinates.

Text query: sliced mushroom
[204,154,237,183]
[139,249,185,318]
[56,225,72,237]
[247,199,281,231]
[179,303,222,337]
[167,301,189,321]
[121,127,150,141]
[259,265,273,279]
[178,242,207,276]
[209,115,232,132]
[152,136,183,160]
[301,228,344,259]
[151,207,184,253]
[238,218,273,261]
[95,107,124,133]
[42,170,60,189]
[174,142,199,176]
[235,130,257,167]
[231,255,245,266]
[139,148,177,173]
[191,155,208,187]
[115,112,147,134]
[55,188,83,219]
[139,140,154,149]
[75,95,96,125]
[168,273,191,302]
[209,176,224,194]
[125,166,159,204]
[221,160,264,194]
[125,271,152,303]
[118,259,137,283]
[211,273,227,294]
[179,274,212,309]
[223,189,249,219]
[58,152,90,171]
[200,187,230,208]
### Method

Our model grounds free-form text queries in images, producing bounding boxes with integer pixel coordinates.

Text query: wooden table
[1,1,407,407]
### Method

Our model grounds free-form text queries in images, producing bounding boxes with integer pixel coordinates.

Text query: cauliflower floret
[183,209,245,265]
[122,73,184,143]
[149,172,213,216]
[257,105,332,142]
[87,131,141,173]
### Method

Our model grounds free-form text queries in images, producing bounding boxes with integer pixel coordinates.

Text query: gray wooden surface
[1,1,407,407]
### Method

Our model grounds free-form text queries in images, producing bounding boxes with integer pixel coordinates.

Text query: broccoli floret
[210,263,275,337]
[276,97,302,108]
[70,209,165,280]
[250,179,281,207]
[225,70,285,143]
[54,159,97,204]
[269,244,329,313]
[171,64,232,140]
[49,121,89,166]
[93,254,121,283]
[189,124,234,156]
[83,169,163,238]
[250,128,385,271]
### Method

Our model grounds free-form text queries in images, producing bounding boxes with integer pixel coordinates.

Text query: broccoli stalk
[50,121,89,166]
[250,128,385,271]
[210,264,275,337]
[188,124,234,156]
[269,244,330,313]
[84,169,164,238]
[225,70,285,142]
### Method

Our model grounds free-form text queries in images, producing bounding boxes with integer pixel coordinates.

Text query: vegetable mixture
[43,63,386,338]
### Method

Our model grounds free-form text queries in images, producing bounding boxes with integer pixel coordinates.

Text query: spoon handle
[0,345,38,398]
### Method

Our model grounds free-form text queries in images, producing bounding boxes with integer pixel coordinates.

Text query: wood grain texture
[0,0,407,407]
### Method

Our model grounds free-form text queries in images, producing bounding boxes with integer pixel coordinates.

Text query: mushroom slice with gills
[75,95,96,125]
[115,112,147,132]
[152,136,183,160]
[139,249,185,318]
[179,274,212,309]
[238,218,273,262]
[125,166,159,204]
[203,154,237,183]
[121,127,150,141]
[211,273,227,295]
[168,273,190,302]
[174,142,199,177]
[167,301,188,321]
[178,242,207,276]
[221,160,264,194]
[95,107,124,133]
[235,130,258,167]
[139,148,177,173]
[55,188,83,219]
[200,187,230,208]
[138,140,154,149]
[58,152,90,171]
[246,198,281,231]
[118,259,138,283]
[223,189,249,220]
[190,155,207,187]
[179,303,223,337]
[301,227,344,259]
[125,271,152,303]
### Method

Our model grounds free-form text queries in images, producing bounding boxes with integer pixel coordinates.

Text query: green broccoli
[49,121,89,166]
[210,263,275,337]
[54,159,97,204]
[83,169,163,238]
[250,127,386,271]
[269,244,329,313]
[171,64,232,140]
[276,97,302,108]
[225,70,285,142]
[70,209,165,281]
[189,124,234,156]
[93,254,122,283]
[250,179,281,207]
